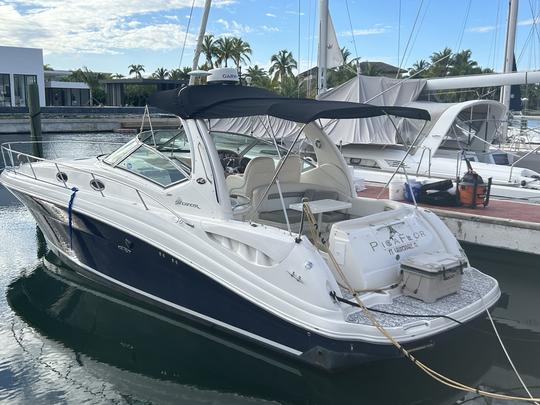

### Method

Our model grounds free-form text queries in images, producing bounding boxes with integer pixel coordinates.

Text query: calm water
[1,133,540,404]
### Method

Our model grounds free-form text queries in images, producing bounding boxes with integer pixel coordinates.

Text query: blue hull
[14,191,436,371]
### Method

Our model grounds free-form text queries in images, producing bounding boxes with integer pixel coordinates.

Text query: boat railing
[508,144,540,183]
[415,146,432,177]
[1,140,194,228]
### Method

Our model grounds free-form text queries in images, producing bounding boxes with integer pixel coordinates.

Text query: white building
[44,70,91,107]
[0,45,46,107]
[0,46,90,108]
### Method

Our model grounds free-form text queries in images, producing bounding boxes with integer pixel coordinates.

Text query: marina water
[0,132,539,404]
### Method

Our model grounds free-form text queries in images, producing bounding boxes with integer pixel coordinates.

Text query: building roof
[298,61,407,80]
[148,84,430,123]
[100,78,187,85]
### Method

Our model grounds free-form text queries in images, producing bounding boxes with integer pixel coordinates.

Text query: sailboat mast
[190,0,212,85]
[500,0,519,109]
[317,0,328,95]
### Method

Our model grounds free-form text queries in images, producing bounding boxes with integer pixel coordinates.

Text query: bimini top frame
[148,84,431,123]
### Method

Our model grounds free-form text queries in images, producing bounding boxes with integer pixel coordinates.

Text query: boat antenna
[179,0,197,69]
[395,0,425,78]
[190,0,212,85]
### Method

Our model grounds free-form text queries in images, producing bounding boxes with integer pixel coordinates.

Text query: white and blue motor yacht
[0,81,500,371]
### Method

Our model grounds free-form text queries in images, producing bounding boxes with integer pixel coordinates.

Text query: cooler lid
[400,252,466,273]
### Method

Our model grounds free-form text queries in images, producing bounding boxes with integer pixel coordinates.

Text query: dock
[360,184,540,256]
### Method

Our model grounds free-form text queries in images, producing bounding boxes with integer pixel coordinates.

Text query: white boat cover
[317,75,427,144]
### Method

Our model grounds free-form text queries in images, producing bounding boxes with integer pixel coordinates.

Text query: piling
[28,83,43,158]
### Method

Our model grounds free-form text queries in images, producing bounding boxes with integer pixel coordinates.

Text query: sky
[0,0,539,77]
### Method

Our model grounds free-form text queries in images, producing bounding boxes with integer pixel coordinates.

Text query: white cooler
[400,252,466,303]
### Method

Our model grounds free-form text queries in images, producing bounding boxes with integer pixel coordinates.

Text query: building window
[45,88,91,107]
[13,74,37,107]
[0,74,10,107]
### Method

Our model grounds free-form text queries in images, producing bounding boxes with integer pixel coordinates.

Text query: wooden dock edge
[430,208,540,256]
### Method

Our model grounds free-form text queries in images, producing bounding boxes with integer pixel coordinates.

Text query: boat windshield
[103,128,192,187]
[209,131,315,173]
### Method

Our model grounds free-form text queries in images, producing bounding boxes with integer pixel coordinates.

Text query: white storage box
[400,252,466,303]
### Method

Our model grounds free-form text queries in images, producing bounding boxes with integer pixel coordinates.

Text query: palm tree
[214,37,236,67]
[152,67,169,79]
[111,73,124,79]
[409,59,430,78]
[201,34,218,69]
[231,37,252,68]
[268,50,297,83]
[169,67,192,81]
[279,75,300,97]
[340,47,352,65]
[451,50,481,76]
[247,65,266,81]
[246,65,271,88]
[128,64,145,78]
[429,47,453,77]
[65,67,111,105]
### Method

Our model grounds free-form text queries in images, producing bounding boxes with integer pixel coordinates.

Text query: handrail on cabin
[1,141,194,228]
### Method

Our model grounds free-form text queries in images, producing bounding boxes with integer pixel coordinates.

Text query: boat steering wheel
[217,149,250,174]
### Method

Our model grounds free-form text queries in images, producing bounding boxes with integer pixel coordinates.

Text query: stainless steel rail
[1,140,194,228]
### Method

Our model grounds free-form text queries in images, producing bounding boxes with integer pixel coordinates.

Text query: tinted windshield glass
[210,131,284,159]
[139,128,192,173]
[117,145,187,187]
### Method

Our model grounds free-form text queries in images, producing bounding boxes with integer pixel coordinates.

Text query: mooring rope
[301,201,540,402]
[67,187,79,249]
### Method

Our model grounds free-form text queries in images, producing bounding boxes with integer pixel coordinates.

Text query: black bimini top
[148,84,431,123]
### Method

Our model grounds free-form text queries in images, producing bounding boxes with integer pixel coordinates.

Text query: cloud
[265,13,276,18]
[0,1,235,56]
[467,25,496,33]
[341,27,388,36]
[261,25,279,32]
[216,18,253,35]
[518,18,539,26]
[285,10,305,16]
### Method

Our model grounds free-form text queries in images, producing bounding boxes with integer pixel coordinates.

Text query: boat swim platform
[359,184,540,257]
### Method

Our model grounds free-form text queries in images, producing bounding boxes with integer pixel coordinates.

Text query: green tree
[201,34,218,69]
[246,65,271,89]
[169,67,192,81]
[268,50,297,83]
[128,64,145,78]
[327,47,357,88]
[409,59,430,78]
[152,67,169,79]
[63,67,111,105]
[278,75,300,97]
[450,49,481,76]
[231,37,252,68]
[43,64,53,71]
[429,47,454,77]
[111,73,124,79]
[124,84,154,106]
[214,37,236,68]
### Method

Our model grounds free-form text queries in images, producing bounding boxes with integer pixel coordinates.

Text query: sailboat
[315,0,540,201]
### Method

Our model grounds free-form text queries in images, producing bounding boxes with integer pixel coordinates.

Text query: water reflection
[5,253,504,405]
[2,132,540,403]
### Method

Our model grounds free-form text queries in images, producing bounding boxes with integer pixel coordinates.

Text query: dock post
[28,83,43,158]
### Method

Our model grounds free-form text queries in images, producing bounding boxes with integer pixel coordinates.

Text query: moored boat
[0,77,500,371]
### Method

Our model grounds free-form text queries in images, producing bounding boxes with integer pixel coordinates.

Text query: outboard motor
[457,157,492,208]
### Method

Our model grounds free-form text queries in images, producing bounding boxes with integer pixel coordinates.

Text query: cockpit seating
[226,156,275,198]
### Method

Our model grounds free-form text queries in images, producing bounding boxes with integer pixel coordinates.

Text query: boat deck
[358,184,540,255]
[344,268,496,328]
[360,184,540,224]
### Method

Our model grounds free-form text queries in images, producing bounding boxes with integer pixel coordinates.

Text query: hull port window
[90,178,105,191]
[117,145,188,187]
